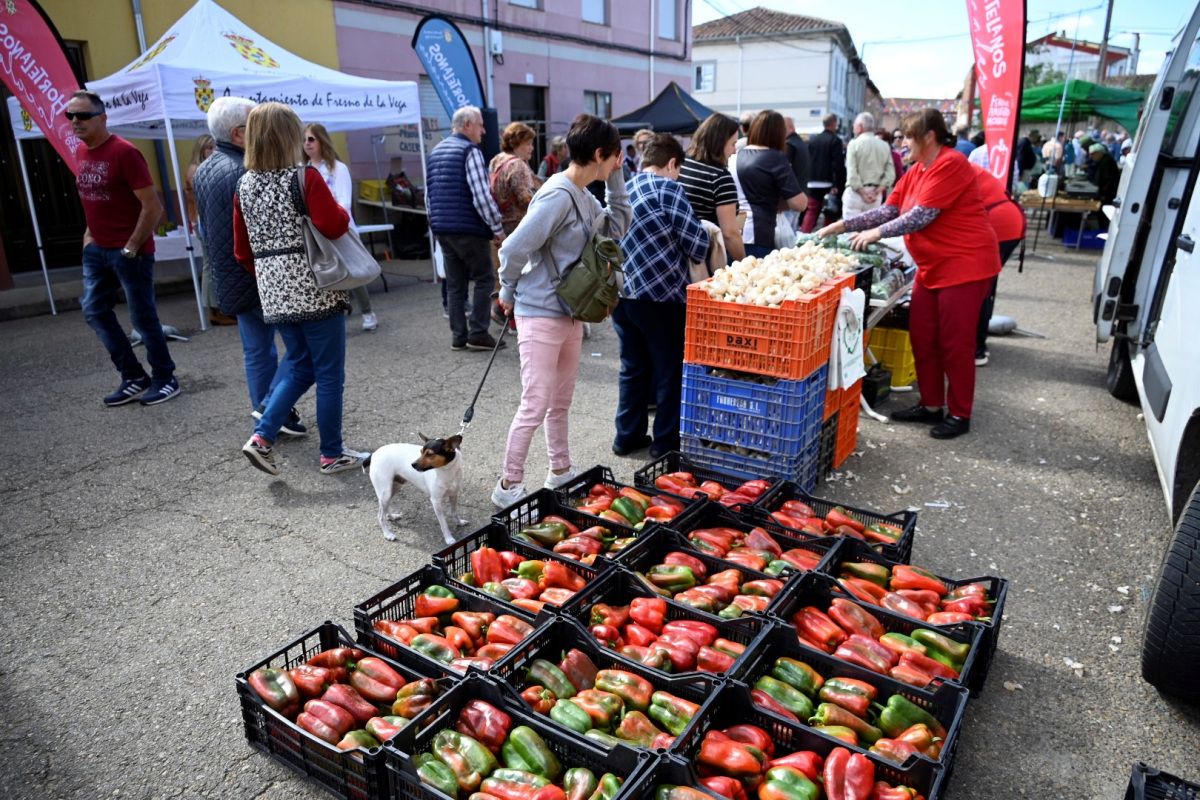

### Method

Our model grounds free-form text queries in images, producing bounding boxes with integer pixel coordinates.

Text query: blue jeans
[235,307,292,410]
[611,298,686,455]
[81,244,175,382]
[254,313,346,459]
[744,243,774,258]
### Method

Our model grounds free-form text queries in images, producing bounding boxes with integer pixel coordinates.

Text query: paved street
[1,251,1197,799]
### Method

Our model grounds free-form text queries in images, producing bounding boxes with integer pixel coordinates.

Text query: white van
[1093,4,1200,703]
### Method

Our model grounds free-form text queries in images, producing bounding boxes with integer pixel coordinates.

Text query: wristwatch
[120,246,137,259]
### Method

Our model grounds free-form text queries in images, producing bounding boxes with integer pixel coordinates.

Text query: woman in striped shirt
[678,113,744,261]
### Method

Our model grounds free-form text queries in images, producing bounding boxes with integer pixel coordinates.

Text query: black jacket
[806,129,846,191]
[194,140,259,316]
[785,133,810,193]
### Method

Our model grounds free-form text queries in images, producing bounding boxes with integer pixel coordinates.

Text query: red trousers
[908,277,993,419]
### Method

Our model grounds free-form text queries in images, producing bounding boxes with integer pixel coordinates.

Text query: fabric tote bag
[291,166,381,291]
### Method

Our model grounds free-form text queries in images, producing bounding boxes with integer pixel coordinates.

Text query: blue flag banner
[411,15,486,118]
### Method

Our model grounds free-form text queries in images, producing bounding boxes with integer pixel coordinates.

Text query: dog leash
[459,311,513,437]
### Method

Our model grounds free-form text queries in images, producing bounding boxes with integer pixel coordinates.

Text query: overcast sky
[691,0,1189,98]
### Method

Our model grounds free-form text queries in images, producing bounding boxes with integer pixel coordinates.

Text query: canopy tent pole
[13,137,57,315]
[416,116,436,281]
[1053,11,1083,150]
[159,97,207,332]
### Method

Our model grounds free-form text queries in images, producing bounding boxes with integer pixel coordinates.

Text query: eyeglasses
[64,110,103,121]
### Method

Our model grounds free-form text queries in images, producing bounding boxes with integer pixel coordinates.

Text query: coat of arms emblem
[194,76,214,112]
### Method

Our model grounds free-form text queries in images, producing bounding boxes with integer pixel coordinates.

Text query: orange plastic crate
[685,273,855,381]
[833,380,863,468]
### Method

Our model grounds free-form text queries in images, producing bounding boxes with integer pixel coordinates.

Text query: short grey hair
[207,96,256,142]
[550,135,566,153]
[854,112,875,132]
[451,106,482,132]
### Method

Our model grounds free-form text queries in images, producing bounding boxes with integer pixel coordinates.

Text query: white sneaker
[362,313,378,332]
[491,478,528,509]
[543,464,583,490]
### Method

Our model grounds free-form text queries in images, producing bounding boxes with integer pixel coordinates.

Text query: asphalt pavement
[1,251,1197,799]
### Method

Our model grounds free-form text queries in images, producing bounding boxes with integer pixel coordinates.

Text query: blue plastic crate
[679,364,827,457]
[681,435,819,491]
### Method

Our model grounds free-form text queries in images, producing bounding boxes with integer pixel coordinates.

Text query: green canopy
[1020,79,1145,134]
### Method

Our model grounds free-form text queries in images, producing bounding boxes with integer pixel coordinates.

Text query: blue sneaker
[139,378,181,406]
[251,404,307,437]
[104,376,150,407]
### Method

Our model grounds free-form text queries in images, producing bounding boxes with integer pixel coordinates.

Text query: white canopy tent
[10,0,423,329]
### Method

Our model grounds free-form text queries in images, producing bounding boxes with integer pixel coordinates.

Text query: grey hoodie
[498,170,631,318]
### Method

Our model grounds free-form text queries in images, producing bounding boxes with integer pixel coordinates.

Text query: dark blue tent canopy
[611,81,728,135]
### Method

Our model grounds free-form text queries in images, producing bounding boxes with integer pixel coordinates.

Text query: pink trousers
[502,315,584,484]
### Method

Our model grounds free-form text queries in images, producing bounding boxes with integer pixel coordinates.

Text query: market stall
[7,0,423,329]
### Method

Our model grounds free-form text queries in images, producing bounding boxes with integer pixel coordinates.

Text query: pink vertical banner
[0,0,82,173]
[966,0,1026,191]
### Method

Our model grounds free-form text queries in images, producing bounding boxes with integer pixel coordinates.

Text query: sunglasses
[65,110,103,121]
[305,135,317,142]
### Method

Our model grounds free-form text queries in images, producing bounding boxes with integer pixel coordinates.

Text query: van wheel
[1106,338,1138,403]
[1141,481,1200,704]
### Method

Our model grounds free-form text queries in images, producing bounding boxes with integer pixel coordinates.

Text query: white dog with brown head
[363,434,467,544]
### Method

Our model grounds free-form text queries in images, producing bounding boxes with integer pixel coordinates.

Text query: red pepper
[288,665,335,699]
[779,549,823,572]
[722,550,768,571]
[296,711,342,744]
[450,656,493,671]
[889,565,947,595]
[688,529,734,556]
[739,479,772,498]
[697,646,736,673]
[768,751,824,783]
[559,648,599,691]
[414,586,460,617]
[861,523,903,545]
[941,595,991,618]
[511,599,546,615]
[898,651,959,680]
[888,662,935,688]
[718,491,758,508]
[655,474,695,495]
[471,547,507,586]
[442,626,475,656]
[698,732,767,777]
[750,688,800,722]
[926,611,976,625]
[456,699,512,753]
[833,635,898,674]
[712,638,746,657]
[688,583,736,604]
[896,589,941,615]
[475,643,514,661]
[451,611,496,646]
[869,739,920,765]
[544,561,587,592]
[731,594,769,613]
[663,551,708,581]
[722,724,774,757]
[700,776,748,800]
[306,647,365,669]
[880,592,931,620]
[870,782,922,800]
[554,536,605,558]
[827,598,885,639]
[591,603,631,629]
[698,480,727,499]
[539,587,577,606]
[301,698,355,739]
[353,656,406,691]
[589,483,619,499]
[591,623,624,648]
[321,683,378,725]
[823,747,875,800]
[792,606,848,652]
[623,623,659,648]
[543,514,581,535]
[945,581,989,600]
[662,619,718,647]
[643,505,679,522]
[521,685,556,714]
[487,615,534,645]
[779,499,817,517]
[744,527,782,557]
[629,596,667,633]
[374,619,419,646]
[653,635,699,671]
[499,551,525,572]
[826,507,865,534]
[838,577,889,604]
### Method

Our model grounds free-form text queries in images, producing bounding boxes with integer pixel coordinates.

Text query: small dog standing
[364,434,468,544]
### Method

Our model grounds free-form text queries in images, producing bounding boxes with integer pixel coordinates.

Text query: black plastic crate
[818,413,838,483]
[493,488,642,559]
[738,623,969,770]
[384,672,653,800]
[554,465,709,541]
[433,521,608,614]
[675,681,947,800]
[635,756,724,800]
[236,621,450,800]
[562,567,771,681]
[491,616,722,754]
[818,538,1010,690]
[663,502,843,580]
[632,451,783,511]
[751,480,918,563]
[1126,763,1200,800]
[772,574,989,696]
[354,564,539,675]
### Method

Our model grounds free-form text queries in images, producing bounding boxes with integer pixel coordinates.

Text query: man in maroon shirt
[70,90,180,406]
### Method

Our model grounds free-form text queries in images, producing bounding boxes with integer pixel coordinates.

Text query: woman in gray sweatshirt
[491,114,632,508]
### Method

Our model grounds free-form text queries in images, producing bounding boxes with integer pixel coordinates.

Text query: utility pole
[1096,0,1115,83]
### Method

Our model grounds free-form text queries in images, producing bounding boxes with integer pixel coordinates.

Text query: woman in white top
[304,123,377,332]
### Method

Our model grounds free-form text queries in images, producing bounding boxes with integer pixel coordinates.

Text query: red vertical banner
[0,0,81,173]
[966,0,1026,191]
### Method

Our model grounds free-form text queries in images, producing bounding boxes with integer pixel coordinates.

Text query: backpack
[548,188,625,323]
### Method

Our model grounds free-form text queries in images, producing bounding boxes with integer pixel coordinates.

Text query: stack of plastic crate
[679,272,856,491]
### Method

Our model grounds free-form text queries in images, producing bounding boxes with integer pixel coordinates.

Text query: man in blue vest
[427,106,507,351]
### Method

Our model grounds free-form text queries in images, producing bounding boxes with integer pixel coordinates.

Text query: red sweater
[233,166,350,273]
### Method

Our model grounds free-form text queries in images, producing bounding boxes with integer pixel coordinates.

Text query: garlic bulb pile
[700,242,858,307]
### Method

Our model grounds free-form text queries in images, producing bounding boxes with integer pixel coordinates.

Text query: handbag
[291,166,381,291]
[547,189,625,323]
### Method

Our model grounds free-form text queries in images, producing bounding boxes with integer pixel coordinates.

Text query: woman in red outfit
[818,109,1000,439]
[971,164,1026,366]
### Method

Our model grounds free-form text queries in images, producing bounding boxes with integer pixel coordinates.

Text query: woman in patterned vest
[232,101,366,477]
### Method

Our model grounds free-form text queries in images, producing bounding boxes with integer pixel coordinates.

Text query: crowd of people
[66,86,1077,504]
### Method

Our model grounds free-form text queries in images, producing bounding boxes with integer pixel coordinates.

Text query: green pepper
[411,633,460,664]
[247,667,300,717]
[482,581,514,601]
[615,710,664,747]
[433,729,498,792]
[393,678,440,717]
[648,691,700,736]
[644,565,697,593]
[875,694,946,739]
[765,559,793,577]
[816,677,877,718]
[770,657,825,697]
[564,768,600,800]
[550,698,592,734]
[610,497,645,524]
[842,561,891,587]
[808,702,882,744]
[587,773,623,800]
[415,752,459,798]
[758,765,820,800]
[718,604,744,619]
[572,689,624,730]
[504,725,562,781]
[595,669,654,712]
[583,728,624,748]
[519,522,568,547]
[516,560,546,583]
[911,629,969,667]
[481,768,551,799]
[528,659,577,699]
[336,729,381,750]
[753,675,814,718]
